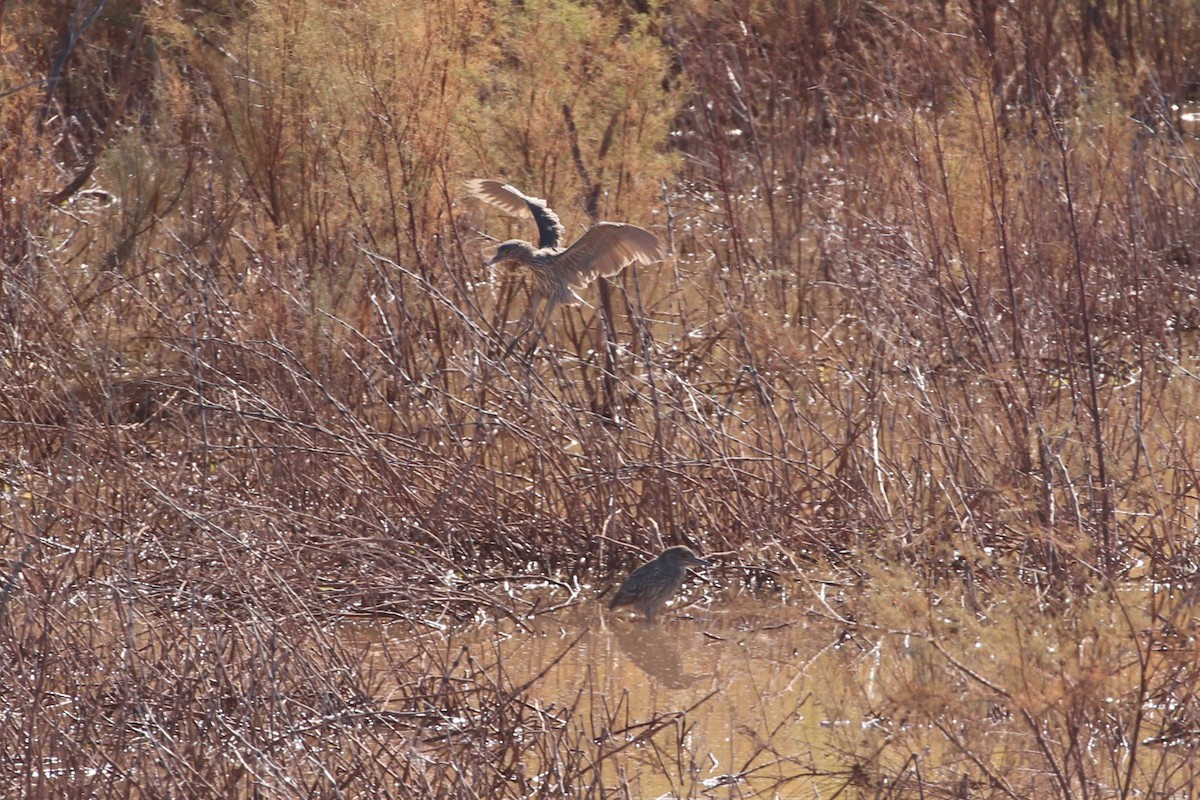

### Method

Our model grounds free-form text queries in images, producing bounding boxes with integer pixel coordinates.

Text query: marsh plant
[3,0,1200,796]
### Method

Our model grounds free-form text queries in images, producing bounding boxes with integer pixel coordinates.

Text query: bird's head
[487,240,536,266]
[661,546,712,567]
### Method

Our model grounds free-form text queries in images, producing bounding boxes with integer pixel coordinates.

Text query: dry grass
[3,0,1200,796]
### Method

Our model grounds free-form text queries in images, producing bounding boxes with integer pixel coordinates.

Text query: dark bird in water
[608,546,711,624]
[465,178,664,355]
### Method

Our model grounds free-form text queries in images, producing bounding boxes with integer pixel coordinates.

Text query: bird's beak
[483,244,506,266]
[691,557,713,568]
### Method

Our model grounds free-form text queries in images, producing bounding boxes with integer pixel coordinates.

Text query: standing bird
[465,179,664,355]
[608,546,712,624]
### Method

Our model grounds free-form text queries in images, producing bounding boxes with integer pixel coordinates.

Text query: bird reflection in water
[611,623,712,689]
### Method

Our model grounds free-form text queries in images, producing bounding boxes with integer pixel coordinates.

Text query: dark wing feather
[465,178,565,249]
[554,222,664,290]
[609,560,657,608]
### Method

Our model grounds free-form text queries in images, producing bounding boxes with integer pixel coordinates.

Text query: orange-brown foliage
[3,0,1200,796]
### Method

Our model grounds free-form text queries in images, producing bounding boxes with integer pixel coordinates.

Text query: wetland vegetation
[3,0,1200,796]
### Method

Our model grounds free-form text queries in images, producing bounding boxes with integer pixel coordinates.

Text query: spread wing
[555,222,664,290]
[464,178,565,249]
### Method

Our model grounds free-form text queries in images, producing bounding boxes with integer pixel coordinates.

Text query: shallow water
[344,590,871,797]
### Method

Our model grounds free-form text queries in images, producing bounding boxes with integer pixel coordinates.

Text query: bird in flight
[465,179,664,356]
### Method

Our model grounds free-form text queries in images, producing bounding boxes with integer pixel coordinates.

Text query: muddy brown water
[342,589,877,797]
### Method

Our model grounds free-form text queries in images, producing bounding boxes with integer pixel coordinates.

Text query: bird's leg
[521,299,556,359]
[503,290,543,358]
[502,328,530,359]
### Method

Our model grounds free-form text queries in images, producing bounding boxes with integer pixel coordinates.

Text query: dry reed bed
[3,0,1200,796]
